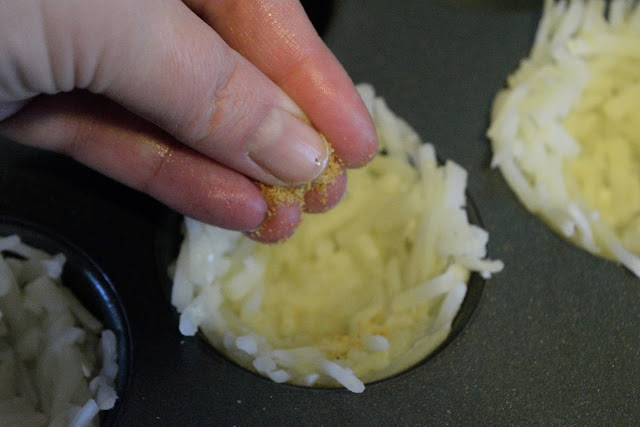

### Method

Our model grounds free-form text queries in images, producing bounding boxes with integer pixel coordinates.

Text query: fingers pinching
[244,146,346,243]
[188,0,378,241]
[0,0,376,243]
[244,167,346,243]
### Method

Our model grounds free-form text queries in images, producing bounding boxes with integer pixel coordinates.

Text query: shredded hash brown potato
[0,234,118,426]
[172,84,503,392]
[488,0,640,277]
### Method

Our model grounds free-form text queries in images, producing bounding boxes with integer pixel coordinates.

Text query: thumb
[0,0,329,186]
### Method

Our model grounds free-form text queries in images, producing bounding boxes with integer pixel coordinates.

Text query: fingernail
[247,108,329,185]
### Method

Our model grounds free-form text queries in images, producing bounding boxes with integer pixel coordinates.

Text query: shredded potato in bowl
[488,0,640,277]
[171,84,503,392]
[0,232,119,426]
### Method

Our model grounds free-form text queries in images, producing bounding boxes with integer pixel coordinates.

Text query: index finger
[186,0,378,168]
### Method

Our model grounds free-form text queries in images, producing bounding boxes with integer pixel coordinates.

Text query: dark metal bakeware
[1,0,638,424]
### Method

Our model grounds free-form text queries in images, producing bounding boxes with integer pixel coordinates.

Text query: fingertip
[328,96,379,169]
[304,168,347,213]
[244,201,301,243]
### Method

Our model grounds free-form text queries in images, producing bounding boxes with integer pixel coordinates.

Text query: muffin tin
[1,0,639,423]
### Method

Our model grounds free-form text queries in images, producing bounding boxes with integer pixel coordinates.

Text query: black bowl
[0,216,132,424]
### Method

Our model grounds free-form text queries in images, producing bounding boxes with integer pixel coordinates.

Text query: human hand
[0,0,377,242]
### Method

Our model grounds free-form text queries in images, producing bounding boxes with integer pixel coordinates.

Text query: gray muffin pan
[1,0,638,424]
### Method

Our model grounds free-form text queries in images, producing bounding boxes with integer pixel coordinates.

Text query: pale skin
[0,0,378,243]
